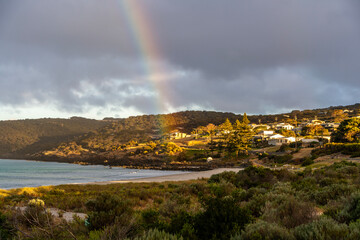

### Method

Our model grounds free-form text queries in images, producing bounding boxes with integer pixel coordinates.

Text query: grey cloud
[0,0,359,119]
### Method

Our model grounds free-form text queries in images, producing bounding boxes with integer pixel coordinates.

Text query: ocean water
[0,159,186,189]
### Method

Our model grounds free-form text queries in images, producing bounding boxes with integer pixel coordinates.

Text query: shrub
[262,194,317,228]
[0,211,13,240]
[348,220,360,240]
[294,217,349,240]
[269,154,293,164]
[232,220,295,240]
[141,209,167,230]
[128,229,183,240]
[194,196,252,240]
[301,157,314,166]
[336,191,360,224]
[208,171,238,185]
[85,193,133,230]
[235,166,277,189]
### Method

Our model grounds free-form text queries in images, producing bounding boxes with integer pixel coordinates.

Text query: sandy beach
[75,168,243,185]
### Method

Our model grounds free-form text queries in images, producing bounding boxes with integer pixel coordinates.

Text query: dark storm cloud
[0,0,359,119]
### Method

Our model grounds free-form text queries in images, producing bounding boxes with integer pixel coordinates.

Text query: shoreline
[0,156,220,171]
[0,158,243,190]
[71,168,243,185]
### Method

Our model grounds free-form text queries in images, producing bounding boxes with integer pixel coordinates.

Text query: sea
[0,159,186,189]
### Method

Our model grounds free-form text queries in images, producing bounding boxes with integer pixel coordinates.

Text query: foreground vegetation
[1,161,360,239]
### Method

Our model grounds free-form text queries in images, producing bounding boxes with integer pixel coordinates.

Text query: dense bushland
[1,161,360,239]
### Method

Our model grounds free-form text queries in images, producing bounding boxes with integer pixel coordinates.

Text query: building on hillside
[311,119,325,125]
[301,138,320,147]
[256,130,274,138]
[268,136,296,146]
[274,123,294,130]
[293,127,303,134]
[268,134,285,140]
[168,131,187,140]
[322,122,340,131]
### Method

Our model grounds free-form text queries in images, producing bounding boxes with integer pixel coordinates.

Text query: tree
[332,110,348,123]
[219,118,233,134]
[219,119,233,148]
[192,126,205,139]
[331,118,360,143]
[231,116,254,157]
[301,125,329,137]
[242,113,250,125]
[205,123,216,141]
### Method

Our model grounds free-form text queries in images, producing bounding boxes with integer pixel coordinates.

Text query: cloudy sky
[0,0,359,120]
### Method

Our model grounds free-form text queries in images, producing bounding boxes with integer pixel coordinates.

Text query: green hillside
[0,117,109,155]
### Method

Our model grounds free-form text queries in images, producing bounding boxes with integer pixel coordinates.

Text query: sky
[0,0,359,120]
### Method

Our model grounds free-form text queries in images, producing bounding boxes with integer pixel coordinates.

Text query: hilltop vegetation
[0,117,108,156]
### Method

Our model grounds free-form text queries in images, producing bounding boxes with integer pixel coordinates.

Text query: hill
[1,103,359,159]
[0,117,109,156]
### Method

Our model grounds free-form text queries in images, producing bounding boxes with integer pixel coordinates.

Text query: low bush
[85,193,134,231]
[232,220,295,240]
[293,217,349,240]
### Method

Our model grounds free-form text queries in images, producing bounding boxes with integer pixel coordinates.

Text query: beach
[75,168,243,185]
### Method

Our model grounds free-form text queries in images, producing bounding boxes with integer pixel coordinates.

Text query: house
[293,127,303,134]
[275,123,294,130]
[268,136,296,146]
[301,139,320,143]
[281,124,294,130]
[269,134,285,139]
[256,130,274,137]
[301,138,320,147]
[169,131,187,140]
[322,123,340,131]
[311,119,325,125]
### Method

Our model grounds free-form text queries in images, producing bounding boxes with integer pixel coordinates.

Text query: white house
[269,134,285,139]
[301,138,319,144]
[169,131,187,140]
[276,123,295,130]
[256,130,274,137]
[268,136,296,146]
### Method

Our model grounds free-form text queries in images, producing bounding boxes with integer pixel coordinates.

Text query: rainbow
[118,0,172,115]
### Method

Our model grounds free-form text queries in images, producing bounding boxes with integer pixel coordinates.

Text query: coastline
[0,155,246,171]
[72,168,243,185]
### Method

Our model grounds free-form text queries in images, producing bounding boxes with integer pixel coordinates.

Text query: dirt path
[292,148,314,159]
[18,207,87,222]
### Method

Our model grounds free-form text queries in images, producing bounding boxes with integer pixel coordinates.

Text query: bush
[268,154,293,164]
[235,166,278,189]
[262,194,317,228]
[294,217,349,240]
[324,143,360,154]
[85,193,133,230]
[348,220,360,240]
[301,157,314,166]
[0,212,13,240]
[208,171,238,185]
[129,229,183,240]
[336,191,360,224]
[232,220,295,240]
[141,209,167,230]
[194,196,252,240]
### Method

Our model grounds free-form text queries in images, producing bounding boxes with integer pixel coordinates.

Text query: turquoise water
[0,159,185,189]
